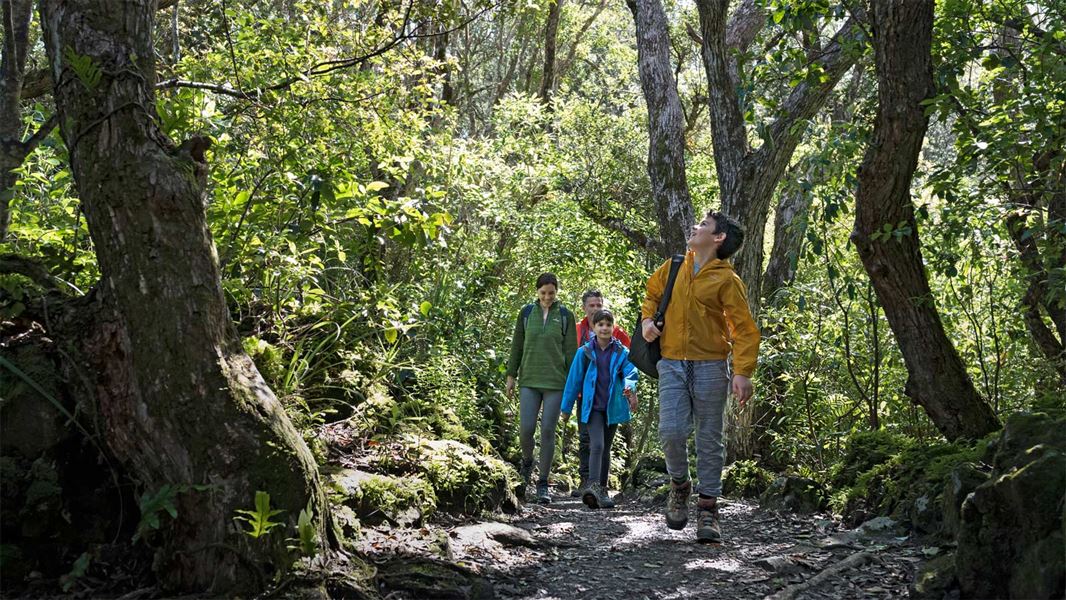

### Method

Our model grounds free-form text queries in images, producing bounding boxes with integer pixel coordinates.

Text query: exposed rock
[370,436,520,516]
[760,476,827,514]
[328,468,436,527]
[375,556,494,599]
[910,552,957,599]
[856,516,904,537]
[940,462,988,539]
[450,522,543,550]
[956,412,1066,600]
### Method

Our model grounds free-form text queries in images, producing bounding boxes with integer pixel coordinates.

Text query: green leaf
[384,327,399,344]
[419,301,432,317]
[773,10,785,23]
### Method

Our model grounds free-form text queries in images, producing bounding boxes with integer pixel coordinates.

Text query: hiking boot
[571,478,588,498]
[696,498,722,544]
[583,483,615,509]
[519,461,534,503]
[665,480,691,530]
[535,482,552,504]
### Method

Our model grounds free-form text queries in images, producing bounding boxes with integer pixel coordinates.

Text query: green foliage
[829,430,914,490]
[234,491,286,539]
[62,47,101,91]
[135,483,212,542]
[722,460,776,499]
[59,552,91,593]
[291,500,317,558]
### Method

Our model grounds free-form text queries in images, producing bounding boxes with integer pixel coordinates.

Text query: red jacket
[576,317,632,349]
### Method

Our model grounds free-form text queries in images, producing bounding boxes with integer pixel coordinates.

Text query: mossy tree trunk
[38,0,332,592]
[851,0,999,441]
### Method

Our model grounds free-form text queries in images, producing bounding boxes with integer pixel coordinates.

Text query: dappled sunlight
[684,556,744,572]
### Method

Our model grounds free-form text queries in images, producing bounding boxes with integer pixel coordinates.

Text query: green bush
[722,460,775,498]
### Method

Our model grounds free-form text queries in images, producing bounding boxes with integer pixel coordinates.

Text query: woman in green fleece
[505,272,578,503]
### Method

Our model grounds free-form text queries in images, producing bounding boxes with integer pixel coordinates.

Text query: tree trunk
[538,0,563,105]
[630,0,695,255]
[851,0,999,441]
[695,0,866,318]
[1,0,34,241]
[39,0,333,593]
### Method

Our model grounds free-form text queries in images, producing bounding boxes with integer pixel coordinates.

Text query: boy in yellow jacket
[641,211,760,543]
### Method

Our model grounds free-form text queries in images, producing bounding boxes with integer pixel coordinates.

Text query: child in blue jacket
[561,309,639,509]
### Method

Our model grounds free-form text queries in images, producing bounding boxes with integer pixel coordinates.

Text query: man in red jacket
[571,289,631,496]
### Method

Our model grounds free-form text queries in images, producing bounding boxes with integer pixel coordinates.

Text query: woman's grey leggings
[586,410,618,488]
[519,387,562,485]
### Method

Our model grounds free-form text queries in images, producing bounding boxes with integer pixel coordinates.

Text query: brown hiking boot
[665,480,691,530]
[696,498,722,544]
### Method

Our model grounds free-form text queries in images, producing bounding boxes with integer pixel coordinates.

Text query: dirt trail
[445,493,929,600]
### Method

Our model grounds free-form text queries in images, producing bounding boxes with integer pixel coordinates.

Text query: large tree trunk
[39,0,333,593]
[630,0,695,255]
[696,1,866,317]
[851,0,999,441]
[538,0,563,105]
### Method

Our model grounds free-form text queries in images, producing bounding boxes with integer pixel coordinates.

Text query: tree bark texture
[631,0,695,255]
[1,0,35,241]
[538,0,563,104]
[696,0,866,316]
[851,0,999,441]
[38,0,332,592]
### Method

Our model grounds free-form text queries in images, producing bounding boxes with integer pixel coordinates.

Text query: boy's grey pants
[519,387,563,486]
[657,359,730,497]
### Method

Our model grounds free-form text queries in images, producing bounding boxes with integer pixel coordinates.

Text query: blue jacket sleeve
[561,351,586,415]
[621,357,638,393]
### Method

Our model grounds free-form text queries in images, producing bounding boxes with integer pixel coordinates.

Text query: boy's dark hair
[535,272,559,290]
[591,309,614,326]
[708,211,745,260]
[581,289,603,304]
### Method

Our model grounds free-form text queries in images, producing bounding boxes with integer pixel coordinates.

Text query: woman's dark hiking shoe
[696,498,722,544]
[582,483,616,509]
[665,480,691,530]
[535,482,552,504]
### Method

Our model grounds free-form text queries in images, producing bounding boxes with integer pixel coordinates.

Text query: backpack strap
[523,303,570,337]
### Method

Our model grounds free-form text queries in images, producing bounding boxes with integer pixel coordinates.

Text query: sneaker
[696,498,722,544]
[571,478,588,498]
[535,482,552,504]
[665,480,691,530]
[581,483,598,509]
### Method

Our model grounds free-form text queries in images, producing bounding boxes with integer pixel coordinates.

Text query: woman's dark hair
[708,211,745,260]
[591,309,614,326]
[536,272,559,290]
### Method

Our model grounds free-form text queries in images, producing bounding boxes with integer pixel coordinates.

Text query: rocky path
[438,493,933,599]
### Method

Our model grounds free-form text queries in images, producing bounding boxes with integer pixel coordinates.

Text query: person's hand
[623,386,638,411]
[505,375,516,399]
[732,375,753,407]
[641,318,661,343]
[561,412,570,425]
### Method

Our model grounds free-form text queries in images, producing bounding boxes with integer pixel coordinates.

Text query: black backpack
[629,254,684,378]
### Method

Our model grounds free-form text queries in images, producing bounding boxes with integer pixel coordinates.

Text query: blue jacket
[561,339,639,426]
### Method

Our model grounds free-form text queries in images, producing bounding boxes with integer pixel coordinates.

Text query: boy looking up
[641,211,760,543]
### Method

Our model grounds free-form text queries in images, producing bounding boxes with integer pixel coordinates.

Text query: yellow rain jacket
[641,252,760,377]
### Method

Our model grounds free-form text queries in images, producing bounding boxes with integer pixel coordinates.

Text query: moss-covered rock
[829,430,913,491]
[328,468,436,527]
[956,412,1065,600]
[832,440,985,531]
[722,460,775,499]
[909,552,957,599]
[370,436,520,515]
[941,462,988,539]
[759,476,827,514]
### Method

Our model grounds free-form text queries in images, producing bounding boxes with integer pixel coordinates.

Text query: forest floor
[358,488,937,599]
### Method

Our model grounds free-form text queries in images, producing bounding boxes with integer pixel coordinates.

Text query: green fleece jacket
[506,301,577,390]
